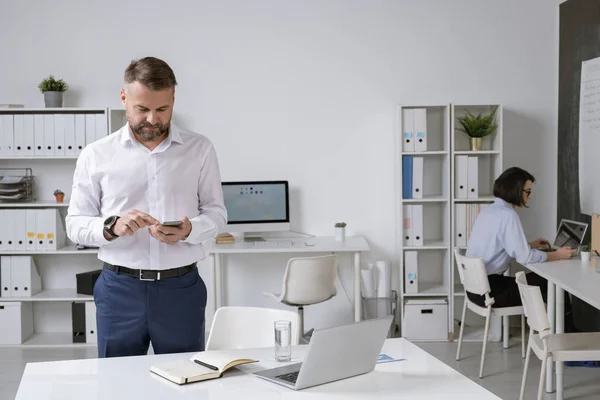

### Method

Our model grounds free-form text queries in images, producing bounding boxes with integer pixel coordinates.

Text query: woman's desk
[526,257,600,400]
[203,235,370,322]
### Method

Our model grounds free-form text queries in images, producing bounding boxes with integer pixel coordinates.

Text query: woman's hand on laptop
[530,238,551,249]
[546,246,577,261]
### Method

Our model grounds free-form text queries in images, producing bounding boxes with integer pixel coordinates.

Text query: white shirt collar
[119,122,184,148]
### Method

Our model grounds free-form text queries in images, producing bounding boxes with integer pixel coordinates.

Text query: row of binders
[455,155,479,199]
[0,209,66,251]
[402,108,428,152]
[402,156,423,199]
[0,256,41,298]
[455,203,489,246]
[0,113,107,157]
[402,205,423,246]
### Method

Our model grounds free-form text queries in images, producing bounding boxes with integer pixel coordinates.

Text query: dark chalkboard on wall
[558,0,600,332]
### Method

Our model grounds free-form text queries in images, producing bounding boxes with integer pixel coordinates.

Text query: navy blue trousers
[93,264,207,358]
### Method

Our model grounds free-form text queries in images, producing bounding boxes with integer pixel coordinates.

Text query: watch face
[104,216,116,227]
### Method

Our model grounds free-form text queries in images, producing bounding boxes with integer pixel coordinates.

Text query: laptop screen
[553,220,587,248]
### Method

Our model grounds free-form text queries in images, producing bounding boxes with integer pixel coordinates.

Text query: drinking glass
[274,320,292,362]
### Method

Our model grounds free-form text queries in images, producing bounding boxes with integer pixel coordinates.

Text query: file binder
[35,209,66,251]
[23,115,34,156]
[412,204,424,246]
[414,108,427,152]
[34,114,44,156]
[402,155,413,199]
[13,115,24,157]
[64,114,76,156]
[95,114,107,142]
[85,302,97,343]
[455,155,468,199]
[0,210,6,251]
[404,251,418,294]
[75,114,86,154]
[43,114,54,156]
[10,256,41,298]
[403,205,413,247]
[455,203,467,246]
[412,157,423,199]
[2,115,14,156]
[25,210,36,251]
[402,109,414,152]
[467,156,478,199]
[1,256,12,297]
[54,114,66,156]
[85,114,96,147]
[13,210,26,251]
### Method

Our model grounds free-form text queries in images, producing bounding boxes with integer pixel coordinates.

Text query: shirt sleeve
[500,213,548,265]
[65,149,111,247]
[182,142,227,245]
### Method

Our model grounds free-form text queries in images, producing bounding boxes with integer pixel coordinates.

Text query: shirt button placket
[148,156,159,270]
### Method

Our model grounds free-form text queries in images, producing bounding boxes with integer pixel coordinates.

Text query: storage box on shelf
[397,104,452,341]
[450,104,503,342]
[0,107,112,348]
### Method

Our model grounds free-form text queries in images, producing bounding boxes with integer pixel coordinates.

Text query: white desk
[526,257,600,400]
[15,338,501,399]
[204,235,370,322]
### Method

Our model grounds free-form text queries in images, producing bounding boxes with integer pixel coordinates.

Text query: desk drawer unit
[402,298,448,340]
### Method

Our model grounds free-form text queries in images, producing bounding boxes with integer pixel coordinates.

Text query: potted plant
[38,75,69,108]
[334,222,346,242]
[54,189,65,203]
[581,244,591,262]
[456,106,498,151]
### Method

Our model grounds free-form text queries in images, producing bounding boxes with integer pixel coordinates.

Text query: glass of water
[274,320,292,362]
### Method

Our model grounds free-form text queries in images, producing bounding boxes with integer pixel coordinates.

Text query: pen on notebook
[194,359,218,371]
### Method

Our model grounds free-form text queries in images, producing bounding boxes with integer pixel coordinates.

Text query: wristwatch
[103,215,120,239]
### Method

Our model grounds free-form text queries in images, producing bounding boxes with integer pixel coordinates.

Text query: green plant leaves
[38,75,69,93]
[456,106,498,138]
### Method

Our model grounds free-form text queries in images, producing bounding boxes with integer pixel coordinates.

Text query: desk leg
[556,286,564,400]
[354,252,361,322]
[215,254,222,309]
[546,281,555,393]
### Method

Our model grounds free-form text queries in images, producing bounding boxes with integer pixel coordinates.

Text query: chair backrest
[205,306,301,351]
[280,254,338,305]
[453,248,491,297]
[515,271,551,338]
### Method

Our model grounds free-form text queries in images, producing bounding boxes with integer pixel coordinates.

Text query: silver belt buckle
[139,270,161,281]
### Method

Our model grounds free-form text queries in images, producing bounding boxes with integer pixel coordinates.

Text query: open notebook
[150,350,259,385]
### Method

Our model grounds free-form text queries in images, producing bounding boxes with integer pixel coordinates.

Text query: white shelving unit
[0,107,116,348]
[450,104,503,342]
[397,104,452,342]
[397,103,503,342]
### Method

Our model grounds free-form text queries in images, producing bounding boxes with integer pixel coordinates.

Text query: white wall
[0,0,561,330]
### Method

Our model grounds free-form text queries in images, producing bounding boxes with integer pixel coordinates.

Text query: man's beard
[131,120,169,141]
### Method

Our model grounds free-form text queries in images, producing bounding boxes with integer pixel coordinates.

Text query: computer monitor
[221,181,290,239]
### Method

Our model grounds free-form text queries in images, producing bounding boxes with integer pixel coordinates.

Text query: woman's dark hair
[493,166,535,207]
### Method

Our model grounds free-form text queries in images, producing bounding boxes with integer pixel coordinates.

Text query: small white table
[204,235,370,322]
[15,338,501,399]
[526,257,600,400]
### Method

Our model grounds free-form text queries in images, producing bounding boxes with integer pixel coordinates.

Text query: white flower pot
[335,227,345,242]
[581,251,591,262]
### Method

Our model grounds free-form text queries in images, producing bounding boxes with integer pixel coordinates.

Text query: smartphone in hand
[161,220,183,227]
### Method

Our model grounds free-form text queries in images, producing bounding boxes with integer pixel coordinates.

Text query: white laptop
[253,315,393,391]
[540,219,588,252]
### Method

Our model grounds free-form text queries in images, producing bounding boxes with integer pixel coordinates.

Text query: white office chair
[516,271,600,400]
[263,254,338,344]
[454,249,526,378]
[205,306,301,351]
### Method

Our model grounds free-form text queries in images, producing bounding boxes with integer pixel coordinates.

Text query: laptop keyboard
[275,371,299,384]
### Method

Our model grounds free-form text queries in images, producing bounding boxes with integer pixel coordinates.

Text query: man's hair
[124,57,177,90]
[493,166,535,207]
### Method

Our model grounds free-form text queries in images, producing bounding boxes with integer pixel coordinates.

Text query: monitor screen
[222,181,289,224]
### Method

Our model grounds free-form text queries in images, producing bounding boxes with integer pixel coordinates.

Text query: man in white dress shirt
[66,57,227,357]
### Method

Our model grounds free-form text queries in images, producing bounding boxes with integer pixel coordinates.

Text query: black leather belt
[104,262,197,281]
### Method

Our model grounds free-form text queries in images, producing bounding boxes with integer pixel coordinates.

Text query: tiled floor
[1,337,599,399]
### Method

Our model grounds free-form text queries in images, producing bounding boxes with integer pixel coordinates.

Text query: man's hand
[546,246,577,261]
[149,217,192,245]
[113,210,159,237]
[530,238,551,249]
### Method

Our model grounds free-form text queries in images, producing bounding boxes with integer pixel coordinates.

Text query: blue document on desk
[377,353,405,364]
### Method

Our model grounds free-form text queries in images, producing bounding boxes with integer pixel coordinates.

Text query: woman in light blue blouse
[465,167,575,320]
